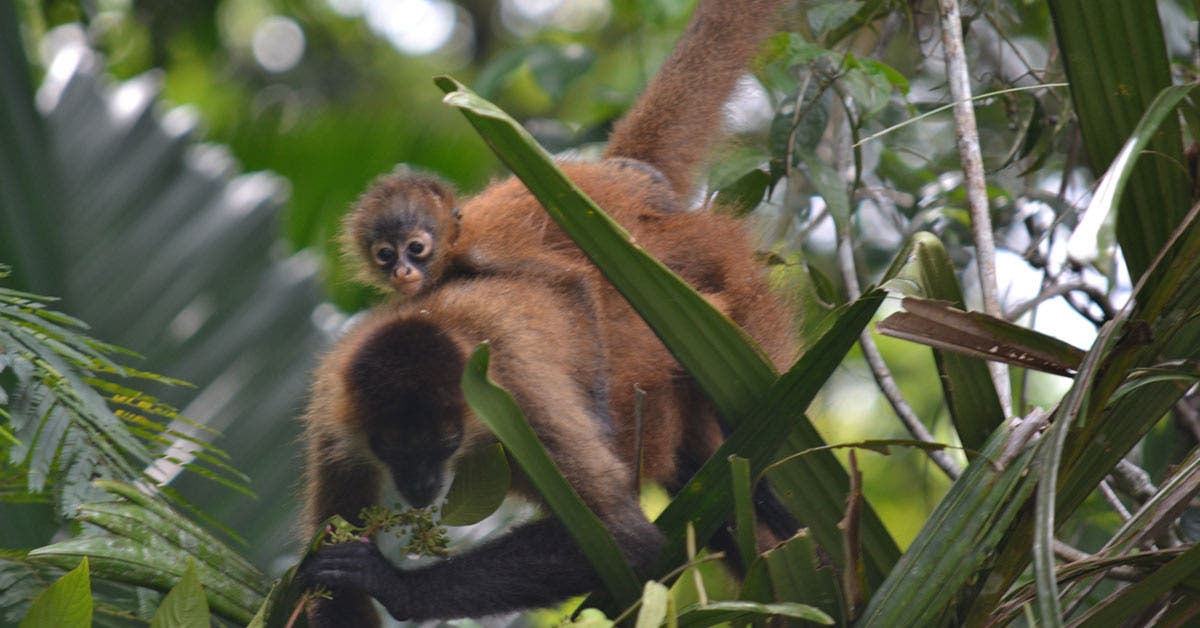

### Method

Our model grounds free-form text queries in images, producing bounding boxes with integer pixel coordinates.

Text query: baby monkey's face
[365,226,436,296]
[342,167,459,297]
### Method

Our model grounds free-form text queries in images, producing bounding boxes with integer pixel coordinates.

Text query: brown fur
[302,0,794,623]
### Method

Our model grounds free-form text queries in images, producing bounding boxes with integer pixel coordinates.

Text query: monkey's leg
[301,503,663,622]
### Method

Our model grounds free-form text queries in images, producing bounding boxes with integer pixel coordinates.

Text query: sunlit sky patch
[327,0,459,56]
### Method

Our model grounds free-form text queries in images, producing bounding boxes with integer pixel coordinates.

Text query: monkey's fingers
[306,543,408,597]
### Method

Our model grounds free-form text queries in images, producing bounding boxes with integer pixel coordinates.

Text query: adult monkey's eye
[373,244,397,265]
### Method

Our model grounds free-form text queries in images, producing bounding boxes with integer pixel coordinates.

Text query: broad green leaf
[1049,0,1190,284]
[714,168,772,217]
[19,558,91,628]
[801,155,850,232]
[675,600,833,627]
[27,535,259,625]
[150,560,210,628]
[635,581,671,628]
[440,443,511,526]
[882,232,1005,449]
[460,343,640,607]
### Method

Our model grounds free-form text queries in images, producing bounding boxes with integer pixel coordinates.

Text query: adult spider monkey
[300,0,795,624]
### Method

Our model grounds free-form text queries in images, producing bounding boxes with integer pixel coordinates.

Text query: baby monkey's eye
[406,233,433,260]
[373,245,397,265]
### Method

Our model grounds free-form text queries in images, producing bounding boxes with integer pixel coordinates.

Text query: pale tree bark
[936,0,1012,417]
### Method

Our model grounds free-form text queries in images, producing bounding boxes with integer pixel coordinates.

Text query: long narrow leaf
[460,343,641,607]
[962,182,1200,622]
[652,293,885,576]
[1065,84,1198,271]
[1049,0,1189,283]
[728,456,757,575]
[856,418,1039,626]
[1071,542,1200,628]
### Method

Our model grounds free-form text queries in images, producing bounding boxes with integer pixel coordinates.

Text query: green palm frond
[0,264,250,517]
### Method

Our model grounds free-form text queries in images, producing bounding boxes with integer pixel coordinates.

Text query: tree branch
[936,0,1012,418]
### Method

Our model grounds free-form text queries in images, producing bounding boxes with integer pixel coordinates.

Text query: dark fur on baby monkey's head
[342,166,460,297]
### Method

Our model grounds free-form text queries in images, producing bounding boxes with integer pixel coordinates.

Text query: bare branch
[1097,480,1132,521]
[1108,459,1158,505]
[936,0,1012,418]
[1005,281,1116,321]
[1052,541,1142,581]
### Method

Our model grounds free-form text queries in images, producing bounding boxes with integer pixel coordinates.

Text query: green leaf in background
[26,481,267,625]
[439,443,510,526]
[714,169,772,217]
[882,232,1005,450]
[1065,84,1199,274]
[19,557,91,628]
[1048,0,1190,285]
[150,559,210,628]
[460,343,640,608]
[766,533,843,624]
[1,20,327,563]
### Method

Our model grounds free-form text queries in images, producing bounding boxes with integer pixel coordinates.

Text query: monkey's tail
[604,0,787,198]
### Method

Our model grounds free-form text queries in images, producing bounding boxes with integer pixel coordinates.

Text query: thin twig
[1097,480,1133,521]
[1005,281,1114,321]
[936,0,1012,418]
[1052,541,1142,581]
